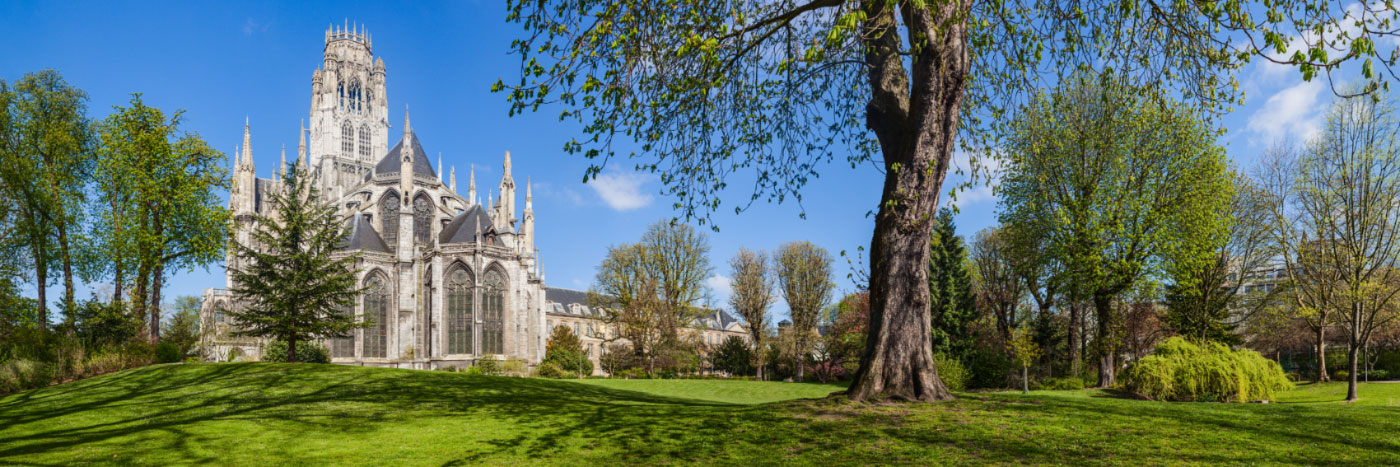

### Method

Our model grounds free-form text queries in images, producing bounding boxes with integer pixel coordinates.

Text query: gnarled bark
[846,0,967,402]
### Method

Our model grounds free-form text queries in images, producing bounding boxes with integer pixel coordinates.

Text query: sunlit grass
[1,363,1397,465]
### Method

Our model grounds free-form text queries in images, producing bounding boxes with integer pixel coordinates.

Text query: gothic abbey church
[200,24,550,368]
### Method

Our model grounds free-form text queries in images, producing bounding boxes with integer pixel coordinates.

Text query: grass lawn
[2,364,1398,465]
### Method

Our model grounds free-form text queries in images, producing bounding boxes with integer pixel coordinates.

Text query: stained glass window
[482,270,505,355]
[358,125,371,158]
[413,195,432,245]
[331,304,355,358]
[447,269,473,354]
[380,191,399,249]
[363,277,389,358]
[341,122,353,157]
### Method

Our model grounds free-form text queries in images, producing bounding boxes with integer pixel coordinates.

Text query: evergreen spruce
[929,208,977,360]
[226,164,363,363]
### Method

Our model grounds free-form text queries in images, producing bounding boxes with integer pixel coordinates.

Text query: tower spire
[526,178,533,210]
[469,164,477,205]
[279,144,286,178]
[297,119,307,168]
[400,105,413,205]
[438,152,443,180]
[241,117,252,170]
[450,166,457,191]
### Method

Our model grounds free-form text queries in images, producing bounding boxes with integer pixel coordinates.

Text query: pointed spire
[297,119,307,163]
[450,166,457,191]
[437,153,443,180]
[474,214,482,244]
[525,178,533,210]
[503,150,513,179]
[469,164,477,204]
[279,144,287,178]
[241,117,252,171]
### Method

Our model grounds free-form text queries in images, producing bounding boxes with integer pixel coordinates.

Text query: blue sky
[0,1,1332,320]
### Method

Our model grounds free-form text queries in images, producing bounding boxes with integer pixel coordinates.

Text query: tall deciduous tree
[0,70,95,323]
[997,74,1231,387]
[972,227,1021,345]
[591,220,713,373]
[499,0,1386,402]
[226,164,363,363]
[729,247,776,380]
[1165,173,1277,344]
[777,241,833,382]
[1281,94,1400,402]
[95,94,229,340]
[1257,144,1341,383]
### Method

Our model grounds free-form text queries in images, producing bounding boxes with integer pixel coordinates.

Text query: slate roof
[373,132,436,177]
[438,204,502,246]
[339,213,391,253]
[543,286,742,331]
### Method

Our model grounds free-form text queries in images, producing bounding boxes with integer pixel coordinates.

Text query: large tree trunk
[1094,293,1116,388]
[1346,339,1359,402]
[58,223,75,313]
[845,1,967,403]
[1069,301,1082,376]
[34,240,47,328]
[288,334,299,363]
[1315,326,1330,383]
[150,262,163,342]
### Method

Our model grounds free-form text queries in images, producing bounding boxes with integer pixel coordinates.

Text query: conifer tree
[929,209,976,361]
[226,164,363,363]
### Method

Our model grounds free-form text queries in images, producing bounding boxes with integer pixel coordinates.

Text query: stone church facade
[199,24,747,373]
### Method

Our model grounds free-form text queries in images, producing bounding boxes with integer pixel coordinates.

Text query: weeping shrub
[1123,337,1291,402]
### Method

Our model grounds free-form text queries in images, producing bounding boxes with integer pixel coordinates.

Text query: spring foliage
[1123,337,1291,403]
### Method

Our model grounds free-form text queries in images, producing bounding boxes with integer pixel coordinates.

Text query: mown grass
[1,363,1397,465]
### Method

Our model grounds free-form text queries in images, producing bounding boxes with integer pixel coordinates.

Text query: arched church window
[358,125,371,158]
[446,268,474,354]
[349,79,362,113]
[380,191,400,249]
[482,270,506,355]
[363,276,389,358]
[341,122,353,157]
[331,304,355,358]
[413,194,432,245]
[337,81,346,109]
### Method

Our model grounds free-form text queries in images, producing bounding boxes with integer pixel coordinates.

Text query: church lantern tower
[307,20,388,195]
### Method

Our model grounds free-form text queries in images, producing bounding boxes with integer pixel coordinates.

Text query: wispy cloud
[1248,79,1325,143]
[589,172,653,211]
[705,274,732,305]
[242,18,271,36]
[945,150,1002,209]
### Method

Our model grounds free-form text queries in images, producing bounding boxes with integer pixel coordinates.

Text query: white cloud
[588,172,653,211]
[1248,80,1325,143]
[945,150,1002,208]
[705,274,732,304]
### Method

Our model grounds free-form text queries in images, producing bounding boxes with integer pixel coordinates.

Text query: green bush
[1333,370,1349,381]
[502,357,529,377]
[1038,377,1085,391]
[463,365,484,376]
[535,361,566,378]
[933,352,968,391]
[1368,370,1390,380]
[475,358,502,376]
[1123,337,1292,402]
[155,341,182,364]
[262,340,330,364]
[966,345,1013,389]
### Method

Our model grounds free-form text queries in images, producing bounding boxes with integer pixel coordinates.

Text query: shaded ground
[1,363,1397,465]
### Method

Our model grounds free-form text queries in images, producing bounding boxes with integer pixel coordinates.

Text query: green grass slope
[1,363,1397,465]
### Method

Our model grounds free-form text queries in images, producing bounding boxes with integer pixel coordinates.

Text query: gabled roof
[545,287,590,308]
[438,204,502,246]
[373,132,436,177]
[339,214,390,253]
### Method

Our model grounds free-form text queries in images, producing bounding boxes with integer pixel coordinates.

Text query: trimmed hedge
[1123,337,1291,402]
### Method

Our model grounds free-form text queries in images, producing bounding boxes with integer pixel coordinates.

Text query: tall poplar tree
[728,247,776,380]
[226,163,363,363]
[776,241,834,382]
